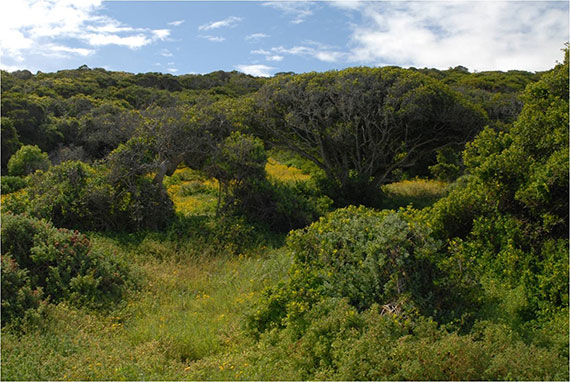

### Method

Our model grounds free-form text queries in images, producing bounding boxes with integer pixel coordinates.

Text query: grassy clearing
[265,158,311,183]
[382,178,449,210]
[165,167,218,216]
[1,233,291,380]
[1,162,452,380]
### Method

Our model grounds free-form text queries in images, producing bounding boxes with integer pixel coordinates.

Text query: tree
[7,145,50,176]
[206,131,268,214]
[1,117,21,169]
[429,47,569,318]
[256,67,487,206]
[78,103,140,160]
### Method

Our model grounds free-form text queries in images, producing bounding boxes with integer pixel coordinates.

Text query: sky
[0,1,568,77]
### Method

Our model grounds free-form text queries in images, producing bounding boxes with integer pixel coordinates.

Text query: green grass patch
[1,231,291,381]
[382,178,449,210]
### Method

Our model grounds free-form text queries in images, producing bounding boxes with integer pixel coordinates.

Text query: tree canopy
[255,67,487,205]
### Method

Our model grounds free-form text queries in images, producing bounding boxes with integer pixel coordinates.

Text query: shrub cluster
[1,213,130,326]
[7,145,50,176]
[4,160,174,232]
[246,206,442,335]
[247,298,568,380]
[1,175,28,194]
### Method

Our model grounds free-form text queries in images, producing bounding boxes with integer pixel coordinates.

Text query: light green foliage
[428,50,569,320]
[7,144,50,176]
[247,206,442,335]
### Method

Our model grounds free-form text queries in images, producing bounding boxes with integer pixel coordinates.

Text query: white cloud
[199,35,226,42]
[236,64,275,77]
[167,68,178,73]
[329,0,364,11]
[263,1,314,24]
[85,33,150,49]
[198,16,242,31]
[44,44,94,57]
[160,49,173,57]
[246,33,269,41]
[267,55,284,62]
[264,44,346,63]
[347,2,569,71]
[0,63,27,72]
[0,0,172,69]
[251,49,271,55]
[153,29,170,40]
[168,20,185,27]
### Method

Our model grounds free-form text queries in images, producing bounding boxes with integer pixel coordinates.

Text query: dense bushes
[5,160,174,232]
[1,214,130,326]
[241,49,569,380]
[1,175,28,194]
[7,145,50,176]
[246,206,443,334]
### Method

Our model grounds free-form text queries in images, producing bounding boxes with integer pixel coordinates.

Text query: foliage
[1,214,130,326]
[429,147,462,181]
[256,66,487,206]
[7,145,50,176]
[8,160,174,231]
[246,206,443,335]
[1,175,28,194]
[1,117,21,169]
[427,49,569,320]
[1,255,44,326]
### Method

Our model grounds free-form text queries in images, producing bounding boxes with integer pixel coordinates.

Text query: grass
[1,233,291,380]
[1,164,452,380]
[265,158,311,183]
[164,158,312,217]
[382,178,449,210]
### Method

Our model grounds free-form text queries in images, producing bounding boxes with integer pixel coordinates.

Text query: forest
[1,48,568,380]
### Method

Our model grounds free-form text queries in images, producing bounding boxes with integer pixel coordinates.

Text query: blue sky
[1,1,568,76]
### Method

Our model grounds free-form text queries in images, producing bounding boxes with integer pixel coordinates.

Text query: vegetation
[1,48,567,381]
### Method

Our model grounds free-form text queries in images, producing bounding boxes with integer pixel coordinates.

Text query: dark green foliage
[78,103,140,160]
[7,145,50,176]
[1,117,21,169]
[1,255,44,326]
[208,132,330,232]
[0,92,58,152]
[15,160,173,231]
[1,175,28,194]
[429,147,462,182]
[1,214,129,326]
[256,66,487,206]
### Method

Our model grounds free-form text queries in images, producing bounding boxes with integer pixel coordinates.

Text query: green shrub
[1,213,130,325]
[7,145,50,176]
[21,160,173,231]
[429,147,462,182]
[249,299,568,380]
[247,206,442,334]
[1,175,28,194]
[1,255,43,326]
[230,178,331,233]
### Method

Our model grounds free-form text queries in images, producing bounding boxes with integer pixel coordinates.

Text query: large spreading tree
[256,67,487,205]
